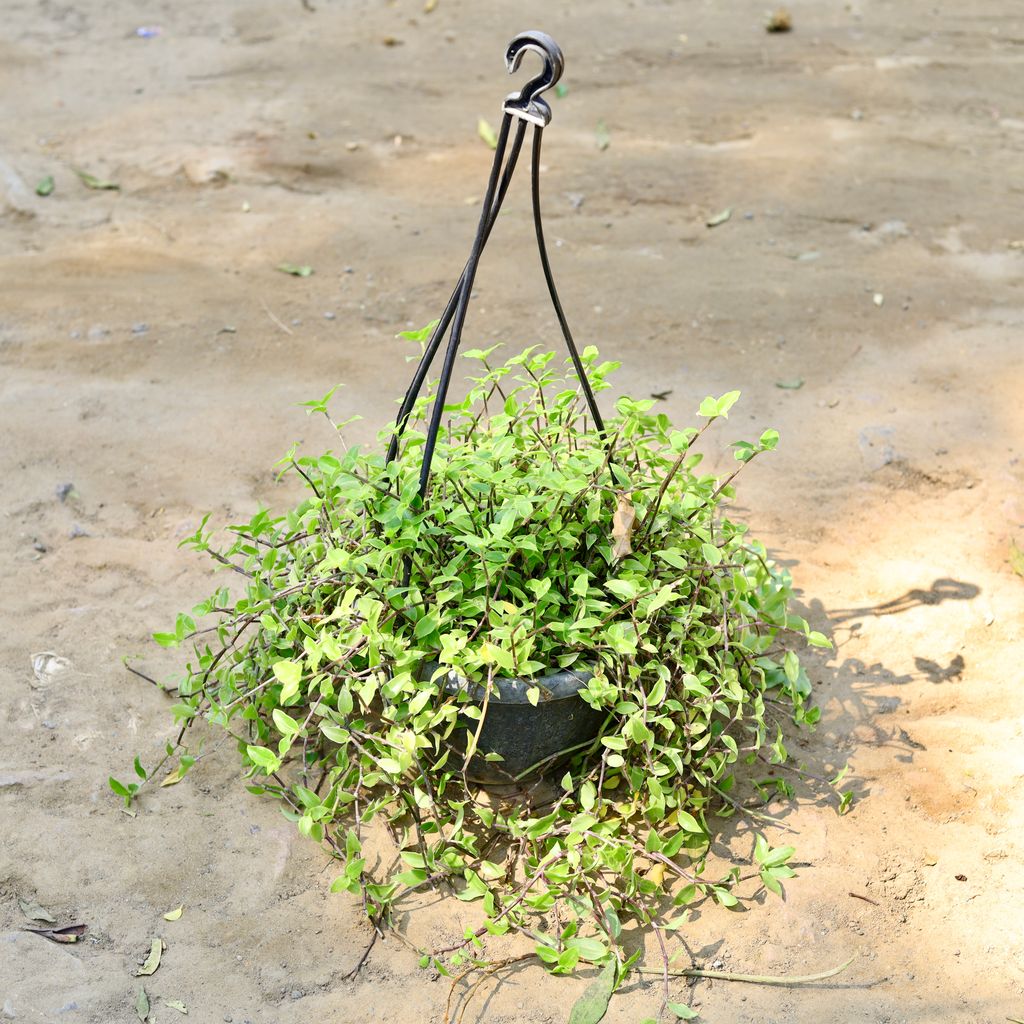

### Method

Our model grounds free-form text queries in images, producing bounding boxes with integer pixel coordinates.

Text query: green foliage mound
[114,344,837,1005]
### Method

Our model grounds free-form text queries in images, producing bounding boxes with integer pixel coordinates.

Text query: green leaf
[706,207,732,228]
[135,986,150,1022]
[163,1000,188,1015]
[477,118,498,149]
[108,776,132,799]
[135,938,162,977]
[715,390,741,417]
[676,810,703,833]
[605,578,639,601]
[272,660,302,702]
[806,630,832,648]
[397,319,440,343]
[75,167,120,190]
[783,650,800,685]
[775,378,804,390]
[35,175,55,197]
[276,262,314,277]
[595,120,610,151]
[700,543,722,566]
[163,905,183,921]
[272,708,300,736]
[246,745,281,772]
[566,956,617,1023]
[579,781,596,811]
[759,428,780,450]
[133,756,147,781]
[668,1002,699,1020]
[526,687,540,707]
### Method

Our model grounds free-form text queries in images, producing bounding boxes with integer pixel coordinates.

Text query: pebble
[87,324,110,341]
[131,322,149,335]
[56,482,74,502]
[68,524,90,539]
[323,311,336,320]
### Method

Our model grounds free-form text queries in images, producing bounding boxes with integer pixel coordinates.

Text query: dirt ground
[3,0,1024,1021]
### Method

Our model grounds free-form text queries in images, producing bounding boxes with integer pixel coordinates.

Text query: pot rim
[423,662,594,704]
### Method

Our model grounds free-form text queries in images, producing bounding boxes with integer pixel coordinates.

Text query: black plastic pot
[430,666,605,784]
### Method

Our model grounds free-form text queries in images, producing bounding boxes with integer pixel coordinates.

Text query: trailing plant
[114,343,843,1020]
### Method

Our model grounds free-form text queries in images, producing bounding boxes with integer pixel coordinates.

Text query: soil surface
[3,1,1024,1022]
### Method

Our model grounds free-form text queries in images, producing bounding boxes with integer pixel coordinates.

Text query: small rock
[2,998,15,1019]
[290,990,303,1000]
[323,311,336,320]
[87,324,110,341]
[131,322,149,335]
[32,539,47,553]
[56,482,74,502]
[68,330,81,340]
[68,524,90,539]
[344,266,354,274]
[566,192,584,210]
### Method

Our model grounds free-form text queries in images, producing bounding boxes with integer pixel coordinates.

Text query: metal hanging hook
[503,30,564,127]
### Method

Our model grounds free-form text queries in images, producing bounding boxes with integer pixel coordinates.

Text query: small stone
[68,330,81,340]
[56,482,74,502]
[131,322,149,335]
[68,524,90,539]
[344,266,354,274]
[291,318,301,327]
[32,539,47,553]
[323,311,336,320]
[87,324,110,341]
[290,990,303,1000]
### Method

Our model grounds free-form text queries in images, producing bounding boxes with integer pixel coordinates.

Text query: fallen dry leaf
[136,937,164,976]
[163,905,183,921]
[136,986,149,1022]
[18,898,56,923]
[611,492,636,560]
[1009,542,1024,578]
[24,923,87,944]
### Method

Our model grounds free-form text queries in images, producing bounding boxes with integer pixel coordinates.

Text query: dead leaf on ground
[1009,542,1024,578]
[24,923,88,944]
[19,898,56,923]
[135,986,150,1022]
[706,207,732,228]
[595,121,611,151]
[775,378,804,390]
[276,263,313,277]
[163,905,184,921]
[73,168,120,190]
[136,937,164,976]
[611,492,636,561]
[164,999,188,1014]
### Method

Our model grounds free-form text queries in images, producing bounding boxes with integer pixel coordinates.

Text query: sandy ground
[3,0,1024,1021]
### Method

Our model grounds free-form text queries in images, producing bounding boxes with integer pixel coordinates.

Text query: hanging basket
[390,32,606,784]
